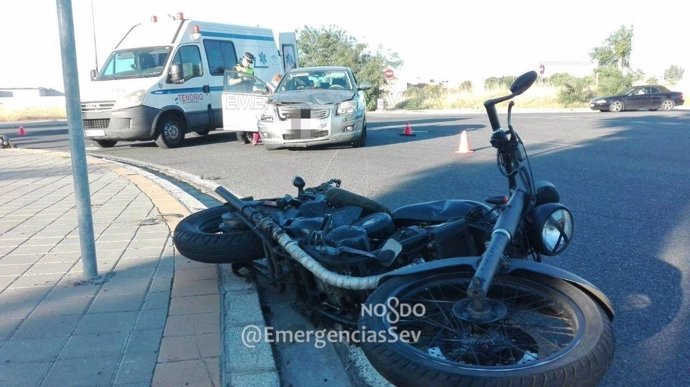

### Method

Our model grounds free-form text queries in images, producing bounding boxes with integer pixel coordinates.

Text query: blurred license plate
[290,119,324,129]
[85,129,105,137]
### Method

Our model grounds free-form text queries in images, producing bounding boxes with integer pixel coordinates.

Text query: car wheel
[609,101,624,112]
[352,125,367,148]
[661,99,675,111]
[95,140,117,148]
[155,115,185,148]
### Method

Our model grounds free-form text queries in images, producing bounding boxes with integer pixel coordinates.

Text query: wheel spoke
[383,276,582,367]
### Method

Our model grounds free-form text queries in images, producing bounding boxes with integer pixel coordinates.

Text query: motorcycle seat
[392,200,488,226]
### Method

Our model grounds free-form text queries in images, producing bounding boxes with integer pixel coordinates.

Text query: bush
[399,84,447,109]
[595,66,639,96]
[557,76,595,106]
[458,80,472,92]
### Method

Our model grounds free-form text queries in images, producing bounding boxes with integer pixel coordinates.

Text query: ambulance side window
[204,40,238,76]
[170,45,203,82]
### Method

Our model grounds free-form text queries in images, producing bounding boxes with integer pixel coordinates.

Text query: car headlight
[526,203,573,256]
[594,99,607,104]
[261,104,275,121]
[337,100,356,115]
[113,89,147,110]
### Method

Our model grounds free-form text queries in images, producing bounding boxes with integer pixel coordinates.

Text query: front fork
[462,190,526,322]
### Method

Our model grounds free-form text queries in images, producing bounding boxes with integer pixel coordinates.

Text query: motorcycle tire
[173,205,263,263]
[359,271,614,387]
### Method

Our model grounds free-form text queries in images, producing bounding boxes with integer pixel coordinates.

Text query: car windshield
[97,47,171,80]
[278,70,352,91]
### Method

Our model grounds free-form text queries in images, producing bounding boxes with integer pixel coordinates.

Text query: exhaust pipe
[215,186,410,290]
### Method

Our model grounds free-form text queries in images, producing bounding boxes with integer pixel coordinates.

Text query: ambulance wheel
[155,115,186,149]
[95,140,117,148]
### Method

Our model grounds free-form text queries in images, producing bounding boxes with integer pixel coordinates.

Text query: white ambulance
[81,13,297,148]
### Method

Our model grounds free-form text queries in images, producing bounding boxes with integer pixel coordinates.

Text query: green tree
[458,80,472,92]
[663,65,684,85]
[590,25,634,71]
[594,66,642,96]
[297,26,402,110]
[548,73,576,87]
[556,76,595,106]
[645,76,660,85]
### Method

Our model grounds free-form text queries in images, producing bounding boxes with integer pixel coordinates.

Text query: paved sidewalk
[0,149,229,386]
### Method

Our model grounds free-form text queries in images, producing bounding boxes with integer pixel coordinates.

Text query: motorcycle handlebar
[483,93,515,131]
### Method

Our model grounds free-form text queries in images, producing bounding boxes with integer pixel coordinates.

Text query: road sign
[384,68,394,79]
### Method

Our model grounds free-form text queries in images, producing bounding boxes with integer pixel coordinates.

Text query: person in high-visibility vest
[233,52,255,76]
[229,52,261,145]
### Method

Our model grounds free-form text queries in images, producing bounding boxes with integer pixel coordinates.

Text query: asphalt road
[3,109,690,386]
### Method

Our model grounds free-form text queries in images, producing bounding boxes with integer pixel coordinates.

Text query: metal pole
[90,0,99,72]
[56,0,99,280]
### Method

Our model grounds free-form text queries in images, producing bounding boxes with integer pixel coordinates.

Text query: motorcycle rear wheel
[359,271,614,387]
[173,205,263,263]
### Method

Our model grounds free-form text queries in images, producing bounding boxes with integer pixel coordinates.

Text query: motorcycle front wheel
[359,271,614,387]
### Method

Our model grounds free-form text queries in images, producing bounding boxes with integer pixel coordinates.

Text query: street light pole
[55,0,99,280]
[90,0,99,73]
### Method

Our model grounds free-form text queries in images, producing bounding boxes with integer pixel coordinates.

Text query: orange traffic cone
[455,130,473,154]
[400,122,416,136]
[18,125,26,136]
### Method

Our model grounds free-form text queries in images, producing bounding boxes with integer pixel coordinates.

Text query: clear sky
[2,0,689,91]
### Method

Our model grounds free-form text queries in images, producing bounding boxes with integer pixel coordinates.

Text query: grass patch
[0,105,67,122]
[395,84,589,111]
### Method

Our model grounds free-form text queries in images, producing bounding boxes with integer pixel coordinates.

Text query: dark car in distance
[590,85,684,112]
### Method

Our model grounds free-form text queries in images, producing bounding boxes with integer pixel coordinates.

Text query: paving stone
[59,331,129,359]
[152,359,214,387]
[169,294,220,316]
[13,313,81,338]
[134,308,168,330]
[88,289,146,313]
[0,361,50,387]
[142,291,170,310]
[114,351,158,385]
[32,295,92,316]
[171,279,219,298]
[0,318,23,340]
[75,311,138,335]
[0,336,68,362]
[42,356,119,386]
[164,312,220,337]
[124,328,164,355]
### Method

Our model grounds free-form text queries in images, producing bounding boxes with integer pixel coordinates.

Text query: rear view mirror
[510,71,538,95]
[169,64,183,84]
[358,81,372,91]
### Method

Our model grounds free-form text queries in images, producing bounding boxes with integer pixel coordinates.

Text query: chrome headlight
[261,104,275,121]
[594,99,607,104]
[113,89,147,110]
[337,100,356,115]
[527,203,573,256]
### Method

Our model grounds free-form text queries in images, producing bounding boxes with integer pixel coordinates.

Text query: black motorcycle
[173,71,614,387]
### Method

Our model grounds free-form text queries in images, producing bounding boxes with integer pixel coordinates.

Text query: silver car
[258,66,370,149]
